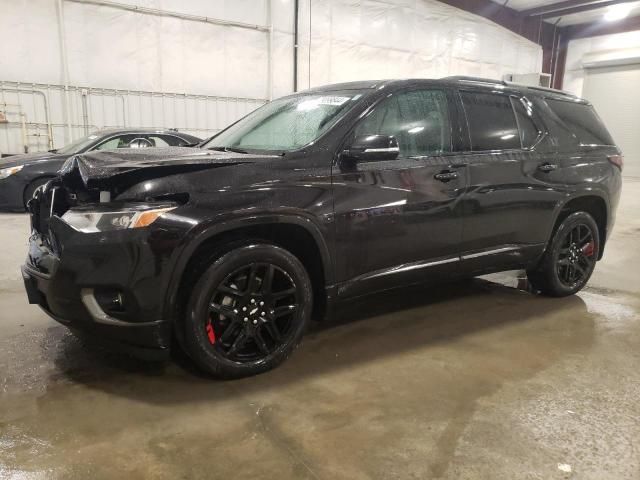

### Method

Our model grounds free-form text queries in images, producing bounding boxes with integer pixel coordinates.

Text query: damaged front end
[23,179,177,358]
[22,146,266,357]
[21,147,246,358]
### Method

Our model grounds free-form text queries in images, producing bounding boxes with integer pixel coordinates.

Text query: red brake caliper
[582,241,595,258]
[206,321,216,344]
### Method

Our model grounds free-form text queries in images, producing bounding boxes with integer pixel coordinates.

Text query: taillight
[608,154,624,170]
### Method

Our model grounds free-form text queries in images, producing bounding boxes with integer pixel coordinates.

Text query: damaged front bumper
[22,214,174,360]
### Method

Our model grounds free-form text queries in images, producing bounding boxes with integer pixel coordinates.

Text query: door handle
[434,170,459,182]
[538,163,558,173]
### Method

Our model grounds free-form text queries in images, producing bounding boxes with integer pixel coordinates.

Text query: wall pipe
[19,113,28,153]
[267,0,274,101]
[55,0,73,144]
[0,81,265,103]
[293,0,299,92]
[65,0,270,32]
[80,89,89,134]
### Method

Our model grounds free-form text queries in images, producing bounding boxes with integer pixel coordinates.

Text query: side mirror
[343,134,399,162]
[128,138,153,149]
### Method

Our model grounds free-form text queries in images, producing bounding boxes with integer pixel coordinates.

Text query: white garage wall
[562,31,640,178]
[0,0,542,155]
[296,0,543,88]
[562,31,640,97]
[0,0,294,153]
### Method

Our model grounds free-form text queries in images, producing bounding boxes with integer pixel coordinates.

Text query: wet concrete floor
[1,180,639,479]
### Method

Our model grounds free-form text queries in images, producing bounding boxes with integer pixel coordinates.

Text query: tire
[23,177,51,209]
[183,242,313,379]
[527,211,600,297]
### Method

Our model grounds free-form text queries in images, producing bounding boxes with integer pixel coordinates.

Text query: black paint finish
[22,78,622,357]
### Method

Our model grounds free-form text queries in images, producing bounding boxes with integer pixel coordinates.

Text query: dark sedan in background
[0,128,201,211]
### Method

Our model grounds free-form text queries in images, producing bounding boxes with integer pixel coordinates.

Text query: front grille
[28,180,70,250]
[28,185,50,236]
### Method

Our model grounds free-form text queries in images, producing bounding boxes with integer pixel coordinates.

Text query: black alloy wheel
[206,263,299,362]
[183,242,312,378]
[527,211,600,297]
[556,223,596,288]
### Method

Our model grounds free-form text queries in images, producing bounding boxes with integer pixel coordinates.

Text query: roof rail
[513,84,577,98]
[445,76,508,86]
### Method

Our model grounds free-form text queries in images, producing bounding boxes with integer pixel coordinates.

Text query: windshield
[203,90,367,152]
[56,132,102,154]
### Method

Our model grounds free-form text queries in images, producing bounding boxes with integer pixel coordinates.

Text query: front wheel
[183,243,313,379]
[527,211,600,297]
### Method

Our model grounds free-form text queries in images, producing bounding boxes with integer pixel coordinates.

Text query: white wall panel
[0,0,543,155]
[297,0,542,90]
[563,31,640,178]
[563,31,640,97]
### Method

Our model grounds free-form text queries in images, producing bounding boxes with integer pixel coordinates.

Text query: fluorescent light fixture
[604,4,633,22]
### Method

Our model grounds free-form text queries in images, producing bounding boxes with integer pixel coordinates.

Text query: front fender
[161,208,333,321]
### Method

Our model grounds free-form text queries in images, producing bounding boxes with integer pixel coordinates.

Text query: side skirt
[330,243,546,303]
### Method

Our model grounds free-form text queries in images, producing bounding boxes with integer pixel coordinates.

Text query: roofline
[283,77,586,103]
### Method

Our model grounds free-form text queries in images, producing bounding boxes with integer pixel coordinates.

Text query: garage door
[582,64,640,178]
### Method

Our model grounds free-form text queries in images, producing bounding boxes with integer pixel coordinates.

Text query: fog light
[94,288,125,314]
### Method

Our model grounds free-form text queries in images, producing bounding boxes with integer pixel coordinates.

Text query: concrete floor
[1,181,639,480]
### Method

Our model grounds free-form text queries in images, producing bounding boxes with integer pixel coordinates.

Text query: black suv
[22,78,622,378]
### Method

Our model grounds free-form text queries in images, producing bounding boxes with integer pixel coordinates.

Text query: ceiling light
[604,4,633,22]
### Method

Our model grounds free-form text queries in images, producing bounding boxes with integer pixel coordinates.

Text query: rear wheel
[527,211,600,297]
[183,242,312,379]
[23,177,51,209]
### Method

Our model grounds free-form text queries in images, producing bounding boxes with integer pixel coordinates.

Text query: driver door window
[354,89,451,158]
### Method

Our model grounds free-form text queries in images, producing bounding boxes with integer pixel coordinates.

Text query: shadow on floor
[49,274,594,405]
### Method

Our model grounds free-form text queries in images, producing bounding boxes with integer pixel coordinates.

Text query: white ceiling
[491,0,640,27]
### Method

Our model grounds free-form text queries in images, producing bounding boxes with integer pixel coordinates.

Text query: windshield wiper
[208,146,249,154]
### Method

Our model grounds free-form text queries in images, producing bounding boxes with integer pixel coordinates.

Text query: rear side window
[511,97,541,148]
[546,99,614,146]
[461,92,520,151]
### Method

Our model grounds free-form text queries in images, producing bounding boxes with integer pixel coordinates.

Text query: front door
[331,88,467,297]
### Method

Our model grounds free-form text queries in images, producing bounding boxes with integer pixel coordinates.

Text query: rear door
[332,87,468,297]
[456,89,566,273]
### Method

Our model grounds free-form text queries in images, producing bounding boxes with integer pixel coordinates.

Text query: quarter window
[354,89,451,157]
[545,98,614,147]
[461,92,520,151]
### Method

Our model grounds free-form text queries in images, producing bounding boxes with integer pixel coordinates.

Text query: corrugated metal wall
[0,0,543,155]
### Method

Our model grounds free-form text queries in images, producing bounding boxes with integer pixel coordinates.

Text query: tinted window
[94,134,137,150]
[546,98,614,146]
[511,97,541,148]
[149,135,186,147]
[461,92,520,151]
[354,89,451,157]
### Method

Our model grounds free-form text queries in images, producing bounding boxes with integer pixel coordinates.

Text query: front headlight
[0,165,24,179]
[61,205,176,233]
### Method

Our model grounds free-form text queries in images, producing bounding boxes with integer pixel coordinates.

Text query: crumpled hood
[59,146,277,189]
[1,151,66,168]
